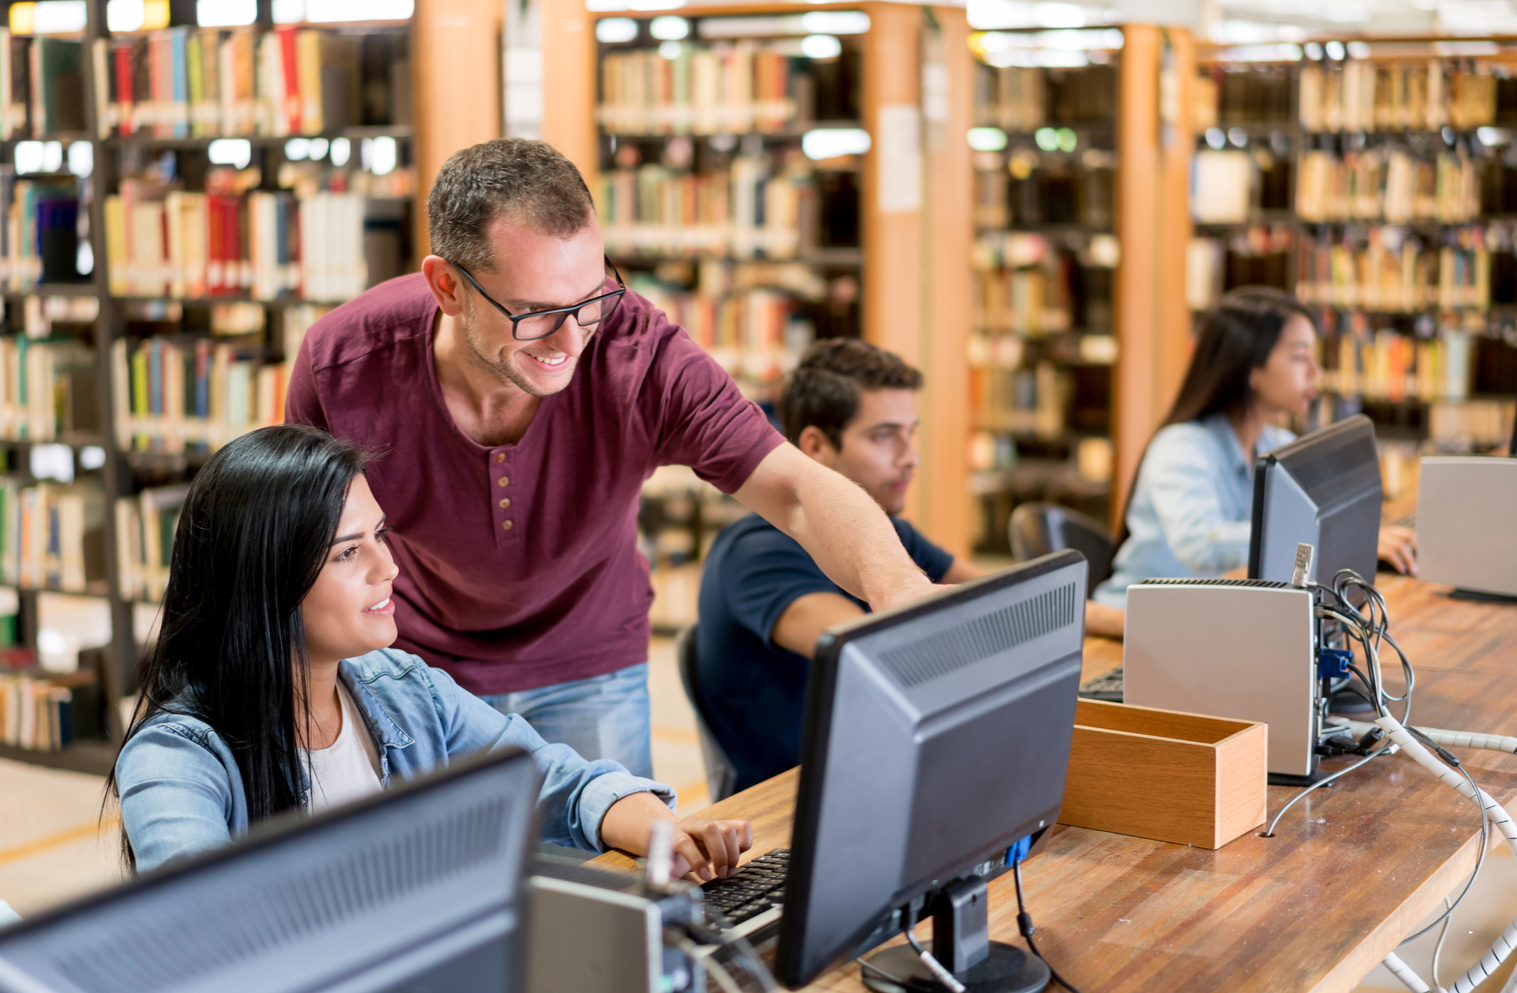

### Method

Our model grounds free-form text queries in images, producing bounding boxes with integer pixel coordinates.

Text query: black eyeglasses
[450,256,627,342]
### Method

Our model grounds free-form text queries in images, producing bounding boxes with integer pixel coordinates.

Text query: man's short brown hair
[427,138,597,272]
[778,338,923,448]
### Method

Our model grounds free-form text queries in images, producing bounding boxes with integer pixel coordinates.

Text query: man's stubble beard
[460,306,552,398]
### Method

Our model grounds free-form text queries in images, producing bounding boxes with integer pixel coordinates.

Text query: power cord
[1011,858,1086,993]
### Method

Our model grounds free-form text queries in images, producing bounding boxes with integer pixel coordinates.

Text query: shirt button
[502,520,513,531]
[498,476,510,488]
[495,453,505,464]
[499,498,511,509]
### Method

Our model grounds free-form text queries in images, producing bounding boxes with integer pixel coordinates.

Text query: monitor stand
[861,876,1050,993]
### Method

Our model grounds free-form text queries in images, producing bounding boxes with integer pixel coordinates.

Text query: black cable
[1011,859,1086,993]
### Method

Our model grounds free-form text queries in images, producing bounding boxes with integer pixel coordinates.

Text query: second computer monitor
[0,748,541,993]
[775,550,1087,989]
[1249,414,1381,588]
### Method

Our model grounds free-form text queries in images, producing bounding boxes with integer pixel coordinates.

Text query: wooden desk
[594,577,1517,991]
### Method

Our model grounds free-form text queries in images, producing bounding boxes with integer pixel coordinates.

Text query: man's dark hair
[427,138,597,272]
[778,338,923,448]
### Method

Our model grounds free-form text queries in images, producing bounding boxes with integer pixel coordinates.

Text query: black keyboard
[700,847,789,927]
[1078,666,1124,702]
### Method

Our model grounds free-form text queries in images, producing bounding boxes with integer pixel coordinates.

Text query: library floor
[2,635,1515,992]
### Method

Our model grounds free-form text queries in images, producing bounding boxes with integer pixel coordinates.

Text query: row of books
[0,172,84,290]
[972,65,1048,133]
[0,668,101,751]
[1298,63,1500,134]
[0,338,99,443]
[0,479,108,595]
[595,158,807,260]
[94,27,410,139]
[1296,149,1481,224]
[597,43,802,136]
[630,277,811,386]
[968,361,1071,441]
[973,162,1114,230]
[110,308,319,454]
[1200,67,1291,126]
[1426,398,1516,450]
[1294,234,1490,312]
[1317,329,1473,403]
[105,182,370,302]
[116,484,188,603]
[0,34,84,137]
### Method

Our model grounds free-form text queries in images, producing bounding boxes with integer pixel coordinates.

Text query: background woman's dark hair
[104,424,369,867]
[1114,286,1317,543]
[778,338,923,448]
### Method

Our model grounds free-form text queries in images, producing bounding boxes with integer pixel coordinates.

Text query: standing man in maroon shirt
[286,139,937,778]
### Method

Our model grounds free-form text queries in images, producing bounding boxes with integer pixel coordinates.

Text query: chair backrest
[674,624,740,803]
[1009,501,1115,591]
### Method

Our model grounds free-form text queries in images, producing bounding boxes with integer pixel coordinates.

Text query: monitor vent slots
[1137,578,1293,590]
[52,797,513,993]
[877,582,1077,689]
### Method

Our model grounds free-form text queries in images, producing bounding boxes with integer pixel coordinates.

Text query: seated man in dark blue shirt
[695,339,981,792]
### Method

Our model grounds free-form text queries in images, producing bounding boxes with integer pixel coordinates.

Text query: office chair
[1009,501,1115,591]
[674,624,740,803]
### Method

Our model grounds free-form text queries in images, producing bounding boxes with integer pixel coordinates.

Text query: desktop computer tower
[1123,579,1320,781]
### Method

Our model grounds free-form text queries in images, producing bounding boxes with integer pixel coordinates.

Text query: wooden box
[1059,698,1268,849]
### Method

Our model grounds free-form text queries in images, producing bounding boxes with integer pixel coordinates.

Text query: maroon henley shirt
[285,272,785,695]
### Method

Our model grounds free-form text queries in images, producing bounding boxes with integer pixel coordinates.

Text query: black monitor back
[1249,414,1381,587]
[775,551,1087,988]
[0,748,541,993]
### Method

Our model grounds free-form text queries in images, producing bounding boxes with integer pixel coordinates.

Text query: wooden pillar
[920,6,972,559]
[1111,24,1194,532]
[413,0,504,257]
[859,3,971,557]
[539,0,599,183]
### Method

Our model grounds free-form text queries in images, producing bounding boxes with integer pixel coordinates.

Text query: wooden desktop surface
[593,573,1517,992]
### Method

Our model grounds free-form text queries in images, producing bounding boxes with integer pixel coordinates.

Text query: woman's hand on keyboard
[672,816,754,882]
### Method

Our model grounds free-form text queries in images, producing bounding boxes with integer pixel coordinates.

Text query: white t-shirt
[304,682,383,814]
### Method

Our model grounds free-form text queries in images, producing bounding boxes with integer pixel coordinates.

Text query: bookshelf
[966,24,1197,547]
[0,0,437,775]
[1190,44,1517,491]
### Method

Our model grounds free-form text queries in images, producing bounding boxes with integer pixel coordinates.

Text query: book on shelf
[967,360,1071,441]
[99,26,406,139]
[116,483,190,604]
[972,233,1115,335]
[597,41,804,136]
[29,37,83,136]
[0,337,100,442]
[1297,62,1500,134]
[0,171,85,290]
[596,153,809,260]
[0,666,101,751]
[106,177,369,302]
[0,478,109,594]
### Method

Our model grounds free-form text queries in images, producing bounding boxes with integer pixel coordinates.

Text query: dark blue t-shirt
[695,513,954,792]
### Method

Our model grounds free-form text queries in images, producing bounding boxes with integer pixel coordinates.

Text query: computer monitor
[0,748,540,993]
[1248,414,1381,589]
[775,550,1087,991]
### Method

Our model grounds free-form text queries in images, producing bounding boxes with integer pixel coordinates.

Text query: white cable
[1376,714,1517,993]
[1383,951,1434,993]
[1334,721,1517,757]
[905,932,967,993]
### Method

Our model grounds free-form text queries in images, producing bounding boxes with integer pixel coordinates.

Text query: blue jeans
[481,662,653,779]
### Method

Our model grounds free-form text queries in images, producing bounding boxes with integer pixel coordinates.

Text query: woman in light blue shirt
[108,425,751,876]
[1094,287,1416,606]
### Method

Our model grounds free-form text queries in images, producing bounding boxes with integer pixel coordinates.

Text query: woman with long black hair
[108,424,750,876]
[1092,286,1416,606]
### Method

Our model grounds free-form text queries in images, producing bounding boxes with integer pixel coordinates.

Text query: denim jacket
[1094,413,1294,606]
[115,649,675,874]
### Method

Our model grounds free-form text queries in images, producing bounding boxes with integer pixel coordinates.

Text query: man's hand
[1378,525,1417,576]
[599,791,754,881]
